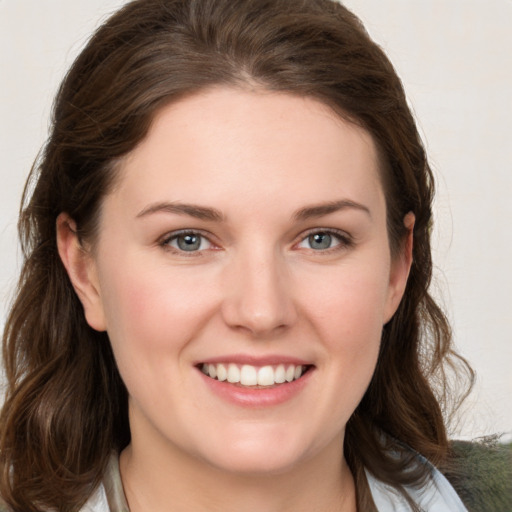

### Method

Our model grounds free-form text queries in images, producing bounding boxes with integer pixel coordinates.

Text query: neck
[120,436,357,512]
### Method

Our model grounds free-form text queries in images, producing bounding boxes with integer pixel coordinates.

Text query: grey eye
[176,234,202,251]
[164,232,212,252]
[308,232,333,250]
[163,231,214,253]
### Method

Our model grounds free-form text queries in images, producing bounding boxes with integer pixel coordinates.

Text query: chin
[194,430,317,476]
[206,451,305,477]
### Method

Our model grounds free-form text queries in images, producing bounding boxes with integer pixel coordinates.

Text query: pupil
[178,234,200,251]
[310,233,331,249]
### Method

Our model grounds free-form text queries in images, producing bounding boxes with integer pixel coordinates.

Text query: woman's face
[72,87,411,474]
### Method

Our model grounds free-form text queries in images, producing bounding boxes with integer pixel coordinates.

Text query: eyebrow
[136,198,370,223]
[293,199,371,221]
[136,202,224,222]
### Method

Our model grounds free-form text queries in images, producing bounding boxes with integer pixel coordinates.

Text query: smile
[200,363,310,387]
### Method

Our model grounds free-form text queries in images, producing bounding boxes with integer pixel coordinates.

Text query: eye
[296,230,351,251]
[162,231,213,253]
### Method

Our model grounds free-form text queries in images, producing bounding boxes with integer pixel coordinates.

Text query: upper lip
[195,354,313,367]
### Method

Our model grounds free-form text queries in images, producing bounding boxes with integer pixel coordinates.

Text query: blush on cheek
[107,271,214,352]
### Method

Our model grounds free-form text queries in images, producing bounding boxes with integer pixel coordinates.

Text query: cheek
[301,263,390,342]
[287,266,386,445]
[297,262,389,398]
[97,260,220,361]
[96,262,224,419]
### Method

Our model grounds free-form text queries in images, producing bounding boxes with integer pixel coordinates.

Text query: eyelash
[159,228,354,255]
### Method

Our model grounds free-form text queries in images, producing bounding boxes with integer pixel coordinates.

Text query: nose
[221,247,297,337]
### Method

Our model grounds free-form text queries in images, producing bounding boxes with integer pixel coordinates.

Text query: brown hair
[0,0,473,510]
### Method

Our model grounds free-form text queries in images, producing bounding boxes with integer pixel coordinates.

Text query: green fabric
[443,439,512,512]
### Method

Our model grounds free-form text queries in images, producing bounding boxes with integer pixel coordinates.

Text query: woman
[0,0,473,510]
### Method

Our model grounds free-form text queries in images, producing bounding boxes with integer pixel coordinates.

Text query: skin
[57,87,413,512]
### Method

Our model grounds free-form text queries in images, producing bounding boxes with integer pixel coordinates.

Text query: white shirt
[366,467,468,511]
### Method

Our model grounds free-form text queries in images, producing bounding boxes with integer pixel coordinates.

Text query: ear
[56,213,107,331]
[383,212,415,323]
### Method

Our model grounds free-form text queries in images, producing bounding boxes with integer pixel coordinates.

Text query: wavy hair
[0,0,473,510]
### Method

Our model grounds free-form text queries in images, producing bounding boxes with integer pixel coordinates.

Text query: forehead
[109,87,384,219]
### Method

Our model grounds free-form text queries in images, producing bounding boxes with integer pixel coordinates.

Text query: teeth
[275,364,286,384]
[217,363,227,381]
[201,363,306,387]
[227,364,240,383]
[240,365,258,385]
[257,365,274,386]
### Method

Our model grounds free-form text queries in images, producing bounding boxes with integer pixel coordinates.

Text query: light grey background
[1,0,511,440]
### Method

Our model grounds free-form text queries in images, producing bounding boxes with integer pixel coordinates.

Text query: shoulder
[366,465,468,512]
[366,444,469,512]
[367,438,512,512]
[442,438,512,512]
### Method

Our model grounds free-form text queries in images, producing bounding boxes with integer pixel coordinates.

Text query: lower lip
[198,368,314,408]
